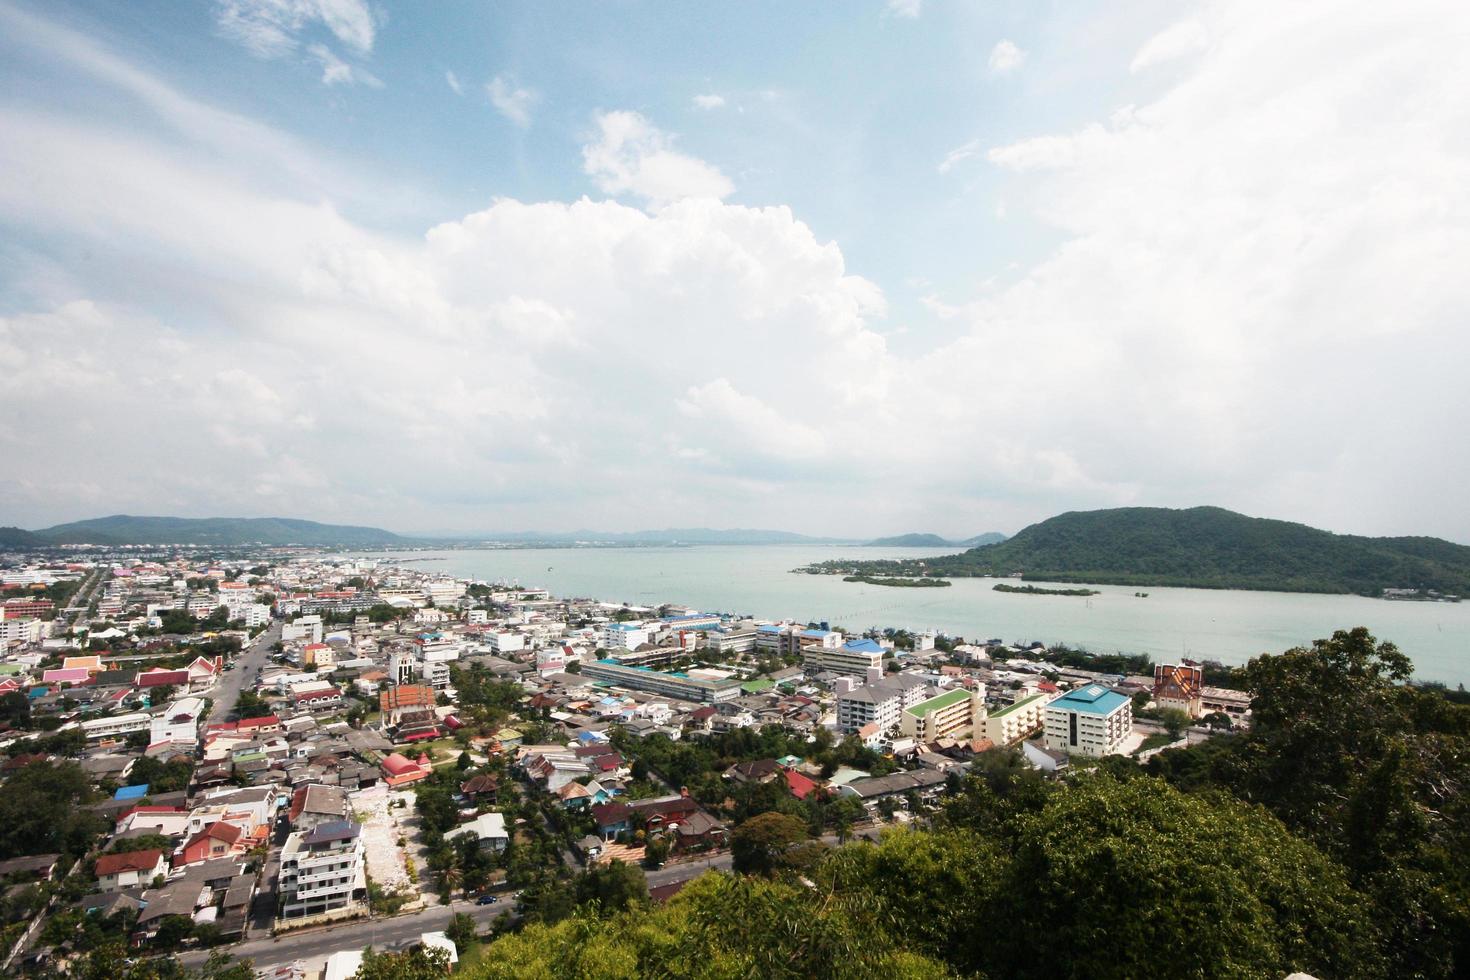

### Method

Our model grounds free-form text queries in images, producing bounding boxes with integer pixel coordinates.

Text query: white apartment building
[242,604,272,629]
[835,673,930,734]
[278,821,368,921]
[149,696,205,745]
[602,622,651,650]
[985,691,1055,746]
[80,712,151,740]
[1043,685,1133,758]
[487,632,525,654]
[424,580,465,607]
[0,618,47,645]
[283,615,323,645]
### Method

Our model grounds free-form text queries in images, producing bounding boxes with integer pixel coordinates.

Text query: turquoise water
[362,545,1470,685]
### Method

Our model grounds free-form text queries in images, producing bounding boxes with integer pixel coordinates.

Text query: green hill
[31,515,404,547]
[0,527,45,549]
[838,507,1470,596]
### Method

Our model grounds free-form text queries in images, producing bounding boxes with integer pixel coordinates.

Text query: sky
[1,0,1467,541]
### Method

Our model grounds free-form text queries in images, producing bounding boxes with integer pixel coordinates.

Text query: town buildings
[277,820,368,922]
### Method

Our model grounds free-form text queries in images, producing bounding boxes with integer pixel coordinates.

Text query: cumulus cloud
[582,111,735,209]
[214,0,377,58]
[988,39,1026,76]
[692,93,726,110]
[487,74,537,127]
[3,0,1470,541]
[445,70,464,96]
[886,0,922,19]
[1130,19,1209,73]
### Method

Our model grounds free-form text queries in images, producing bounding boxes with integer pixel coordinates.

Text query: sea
[353,545,1470,686]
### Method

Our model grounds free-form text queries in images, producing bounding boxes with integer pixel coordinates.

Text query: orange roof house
[380,752,432,788]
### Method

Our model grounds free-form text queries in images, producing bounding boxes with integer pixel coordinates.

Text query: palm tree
[442,865,463,898]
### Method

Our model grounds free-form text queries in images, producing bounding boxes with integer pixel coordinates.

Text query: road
[58,567,107,630]
[210,619,281,721]
[178,897,517,973]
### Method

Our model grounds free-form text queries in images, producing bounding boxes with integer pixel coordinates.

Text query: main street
[178,897,517,973]
[210,619,281,721]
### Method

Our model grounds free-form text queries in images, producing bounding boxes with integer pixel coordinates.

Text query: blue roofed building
[1043,684,1133,758]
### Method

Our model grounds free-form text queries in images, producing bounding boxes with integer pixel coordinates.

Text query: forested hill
[27,515,404,547]
[846,506,1470,595]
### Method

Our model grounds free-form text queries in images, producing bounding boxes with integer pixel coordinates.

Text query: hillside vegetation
[27,515,404,547]
[836,506,1470,595]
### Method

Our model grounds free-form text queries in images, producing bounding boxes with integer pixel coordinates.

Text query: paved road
[210,620,280,721]
[178,897,516,973]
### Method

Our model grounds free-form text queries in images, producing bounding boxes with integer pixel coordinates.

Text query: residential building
[486,631,525,654]
[1043,684,1133,758]
[444,811,509,853]
[277,821,367,921]
[602,622,651,650]
[835,673,929,734]
[900,687,986,741]
[804,637,885,677]
[95,849,168,891]
[150,696,206,745]
[985,692,1054,746]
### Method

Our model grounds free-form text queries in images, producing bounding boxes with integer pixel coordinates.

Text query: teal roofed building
[1043,684,1133,758]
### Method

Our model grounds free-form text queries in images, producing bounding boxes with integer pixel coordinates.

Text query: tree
[731,811,813,876]
[0,760,105,859]
[456,751,472,770]
[573,858,648,914]
[445,911,478,951]
[353,946,451,979]
[643,835,671,869]
[1156,707,1191,738]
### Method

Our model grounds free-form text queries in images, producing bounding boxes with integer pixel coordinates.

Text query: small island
[843,575,952,588]
[994,583,1099,597]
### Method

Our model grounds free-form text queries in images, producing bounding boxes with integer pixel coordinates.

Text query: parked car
[476,893,498,905]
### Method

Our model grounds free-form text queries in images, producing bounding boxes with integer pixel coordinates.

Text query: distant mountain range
[3,515,405,548]
[456,528,853,546]
[865,532,1008,548]
[840,506,1470,596]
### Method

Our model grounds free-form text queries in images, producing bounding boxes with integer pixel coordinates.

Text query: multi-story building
[149,696,205,745]
[2,598,53,620]
[900,687,986,741]
[242,604,271,629]
[804,637,885,677]
[835,674,929,734]
[1152,664,1204,718]
[282,615,323,645]
[277,820,367,922]
[1044,684,1133,758]
[486,632,525,654]
[582,660,741,703]
[602,622,651,650]
[985,691,1054,746]
[706,629,757,655]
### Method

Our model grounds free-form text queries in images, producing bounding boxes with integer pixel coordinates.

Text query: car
[476,893,498,905]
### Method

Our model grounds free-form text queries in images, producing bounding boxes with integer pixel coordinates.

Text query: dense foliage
[826,505,1470,595]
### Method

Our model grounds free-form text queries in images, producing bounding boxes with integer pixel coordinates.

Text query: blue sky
[2,0,1468,540]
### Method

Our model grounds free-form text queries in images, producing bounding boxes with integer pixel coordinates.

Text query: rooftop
[904,687,973,717]
[989,692,1050,718]
[1050,685,1131,715]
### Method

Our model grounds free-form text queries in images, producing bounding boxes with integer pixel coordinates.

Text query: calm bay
[362,545,1470,685]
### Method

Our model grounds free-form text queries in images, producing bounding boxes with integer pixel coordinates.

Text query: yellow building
[900,688,985,741]
[984,691,1053,746]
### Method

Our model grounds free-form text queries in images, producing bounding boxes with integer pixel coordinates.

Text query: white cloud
[886,0,922,19]
[937,137,982,174]
[445,70,464,96]
[487,75,537,127]
[692,93,726,110]
[214,0,377,58]
[1130,19,1209,73]
[4,0,1470,543]
[988,39,1026,76]
[582,111,735,209]
[308,43,381,87]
